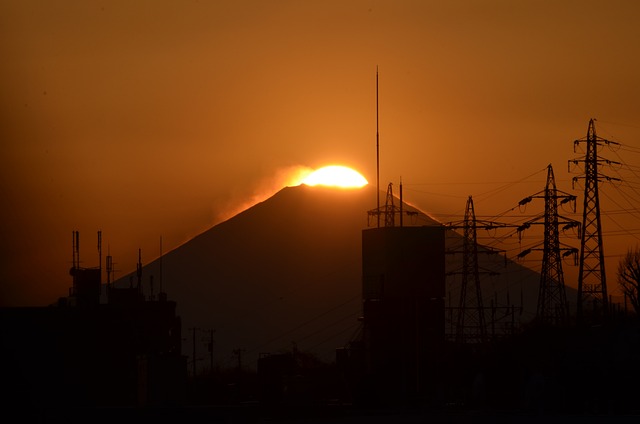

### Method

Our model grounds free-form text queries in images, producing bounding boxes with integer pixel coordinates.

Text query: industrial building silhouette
[343,226,446,404]
[0,233,187,409]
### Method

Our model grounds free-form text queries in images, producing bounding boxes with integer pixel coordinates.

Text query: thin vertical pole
[159,236,163,295]
[400,177,403,227]
[97,230,102,283]
[210,329,214,373]
[376,67,380,228]
[192,327,198,378]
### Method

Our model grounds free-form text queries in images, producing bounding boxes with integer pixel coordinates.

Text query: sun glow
[299,165,368,188]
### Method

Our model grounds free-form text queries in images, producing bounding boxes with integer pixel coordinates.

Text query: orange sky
[2,0,640,306]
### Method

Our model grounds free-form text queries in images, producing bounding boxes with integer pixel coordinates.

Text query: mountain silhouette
[114,184,552,370]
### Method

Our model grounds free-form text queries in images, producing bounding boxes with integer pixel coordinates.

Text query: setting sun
[299,166,368,188]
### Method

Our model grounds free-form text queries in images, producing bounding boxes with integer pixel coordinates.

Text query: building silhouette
[1,252,187,409]
[338,225,446,405]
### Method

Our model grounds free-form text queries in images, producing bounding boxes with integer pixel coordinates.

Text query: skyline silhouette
[3,183,640,418]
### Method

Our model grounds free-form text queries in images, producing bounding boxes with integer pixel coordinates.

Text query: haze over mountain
[114,184,548,370]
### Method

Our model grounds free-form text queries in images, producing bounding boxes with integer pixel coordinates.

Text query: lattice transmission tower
[569,118,620,324]
[446,196,507,343]
[367,181,417,227]
[384,182,397,227]
[516,164,580,326]
[456,197,486,343]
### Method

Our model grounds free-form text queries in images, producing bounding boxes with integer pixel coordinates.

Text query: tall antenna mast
[72,230,79,295]
[159,236,163,295]
[136,248,142,291]
[106,246,112,295]
[399,177,403,228]
[72,231,76,269]
[97,230,102,284]
[376,66,380,228]
[72,230,80,270]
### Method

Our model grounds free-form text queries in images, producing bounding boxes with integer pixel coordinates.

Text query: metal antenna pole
[72,231,79,295]
[192,327,198,378]
[106,246,112,299]
[136,248,142,291]
[400,177,403,228]
[376,67,380,228]
[97,231,101,273]
[159,236,163,295]
[74,231,80,269]
[72,231,76,269]
[209,329,214,372]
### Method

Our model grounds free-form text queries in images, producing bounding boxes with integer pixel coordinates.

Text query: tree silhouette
[617,246,640,316]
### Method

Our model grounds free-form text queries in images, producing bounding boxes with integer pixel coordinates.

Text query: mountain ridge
[114,184,549,369]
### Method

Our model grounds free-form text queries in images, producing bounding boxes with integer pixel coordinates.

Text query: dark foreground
[17,404,640,424]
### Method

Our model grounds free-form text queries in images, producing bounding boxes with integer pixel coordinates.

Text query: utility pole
[516,164,579,326]
[190,327,199,378]
[206,329,215,373]
[233,348,245,373]
[569,119,620,325]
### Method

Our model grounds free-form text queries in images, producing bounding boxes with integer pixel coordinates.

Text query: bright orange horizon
[2,1,640,306]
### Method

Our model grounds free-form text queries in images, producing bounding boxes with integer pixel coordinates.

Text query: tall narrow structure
[455,197,487,344]
[384,183,395,228]
[570,119,619,324]
[69,231,101,307]
[446,197,514,343]
[375,68,380,228]
[361,225,445,401]
[516,165,579,326]
[368,181,418,228]
[538,166,577,325]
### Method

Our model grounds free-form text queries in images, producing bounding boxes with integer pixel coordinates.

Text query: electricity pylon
[516,164,579,326]
[367,181,417,227]
[457,197,486,343]
[446,196,506,343]
[569,119,620,325]
[384,182,396,227]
